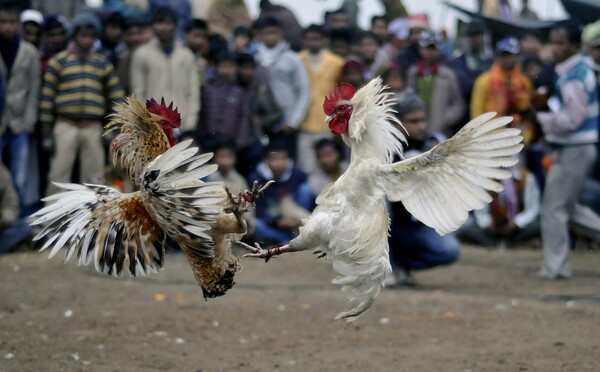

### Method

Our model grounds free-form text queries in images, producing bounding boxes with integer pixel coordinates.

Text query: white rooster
[243,77,523,322]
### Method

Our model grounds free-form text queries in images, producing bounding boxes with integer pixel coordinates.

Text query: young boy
[40,13,124,196]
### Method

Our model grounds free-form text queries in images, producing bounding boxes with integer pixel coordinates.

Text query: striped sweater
[39,47,124,126]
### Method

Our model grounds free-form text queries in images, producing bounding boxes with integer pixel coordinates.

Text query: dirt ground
[1,244,599,372]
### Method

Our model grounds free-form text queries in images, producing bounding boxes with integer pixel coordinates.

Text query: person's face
[216,60,236,82]
[215,148,236,174]
[469,32,484,50]
[401,110,427,141]
[330,39,350,58]
[266,151,290,178]
[22,22,41,47]
[524,62,542,80]
[303,31,324,54]
[344,68,364,88]
[153,19,176,44]
[124,25,144,49]
[237,62,256,84]
[185,28,208,53]
[316,145,340,173]
[329,13,349,29]
[74,26,97,51]
[520,34,541,55]
[550,28,578,63]
[419,45,441,63]
[46,26,67,52]
[498,52,518,70]
[233,33,250,52]
[371,19,387,40]
[103,23,123,44]
[0,11,19,40]
[259,25,283,48]
[408,27,424,44]
[359,37,378,61]
[384,71,405,92]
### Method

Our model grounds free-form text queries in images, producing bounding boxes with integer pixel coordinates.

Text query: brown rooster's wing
[105,96,170,185]
[31,184,166,277]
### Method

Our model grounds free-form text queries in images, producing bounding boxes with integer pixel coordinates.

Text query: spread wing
[31,185,166,277]
[105,96,170,185]
[378,112,523,235]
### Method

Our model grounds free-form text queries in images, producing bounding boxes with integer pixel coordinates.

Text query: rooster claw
[237,241,274,262]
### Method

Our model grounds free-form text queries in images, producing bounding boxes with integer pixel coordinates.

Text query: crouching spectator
[0,164,33,253]
[248,141,313,245]
[458,165,541,248]
[307,138,348,198]
[387,94,460,286]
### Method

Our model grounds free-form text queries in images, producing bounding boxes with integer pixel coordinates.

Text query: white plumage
[244,77,523,322]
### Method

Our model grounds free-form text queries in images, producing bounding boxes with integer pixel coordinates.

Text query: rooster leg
[238,241,293,263]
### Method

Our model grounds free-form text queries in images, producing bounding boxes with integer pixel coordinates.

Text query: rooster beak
[325,115,332,123]
[173,128,180,136]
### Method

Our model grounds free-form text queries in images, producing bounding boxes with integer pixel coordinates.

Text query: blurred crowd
[0,0,599,284]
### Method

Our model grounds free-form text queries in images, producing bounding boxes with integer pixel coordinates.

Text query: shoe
[385,268,417,287]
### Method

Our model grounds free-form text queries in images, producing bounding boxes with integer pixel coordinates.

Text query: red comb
[146,98,182,128]
[323,83,356,116]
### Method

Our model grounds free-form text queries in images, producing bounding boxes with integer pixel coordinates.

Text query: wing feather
[379,112,523,235]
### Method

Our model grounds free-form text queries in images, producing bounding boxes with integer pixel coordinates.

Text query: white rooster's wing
[31,185,167,277]
[378,112,523,235]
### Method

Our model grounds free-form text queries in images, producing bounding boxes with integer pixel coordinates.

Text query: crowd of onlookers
[0,0,599,285]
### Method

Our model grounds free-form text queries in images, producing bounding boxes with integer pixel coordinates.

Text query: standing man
[0,2,40,209]
[537,21,600,279]
[130,6,199,133]
[254,16,309,155]
[297,24,344,173]
[40,13,124,196]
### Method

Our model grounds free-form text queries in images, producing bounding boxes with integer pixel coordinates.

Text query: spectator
[407,32,465,137]
[471,38,532,127]
[297,24,344,173]
[248,140,312,245]
[449,21,493,108]
[307,138,348,198]
[356,31,387,81]
[387,93,460,286]
[327,8,351,31]
[184,18,210,82]
[536,21,600,279]
[40,14,68,72]
[131,6,199,133]
[20,9,43,48]
[98,10,125,67]
[382,66,411,102]
[0,163,33,253]
[519,31,544,58]
[341,60,365,88]
[151,0,192,37]
[371,15,397,68]
[40,12,124,196]
[197,51,251,152]
[254,16,310,155]
[371,15,388,42]
[116,16,145,95]
[396,14,429,70]
[328,27,354,60]
[458,165,541,248]
[206,140,255,234]
[231,26,254,55]
[0,2,40,209]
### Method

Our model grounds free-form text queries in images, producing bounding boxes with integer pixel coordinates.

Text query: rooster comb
[146,98,181,128]
[323,83,356,116]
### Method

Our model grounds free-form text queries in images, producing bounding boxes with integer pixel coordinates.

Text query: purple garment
[198,79,252,149]
[499,177,519,220]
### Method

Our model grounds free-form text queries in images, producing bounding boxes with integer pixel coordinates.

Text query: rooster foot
[242,180,275,205]
[223,186,247,216]
[238,241,287,263]
[313,249,326,259]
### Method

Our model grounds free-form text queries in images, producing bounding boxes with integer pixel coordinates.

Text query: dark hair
[153,6,177,25]
[371,15,386,27]
[521,55,544,69]
[43,14,68,33]
[236,52,256,67]
[215,51,236,64]
[124,16,146,30]
[314,138,343,156]
[0,0,20,14]
[185,18,208,33]
[102,11,125,28]
[329,28,352,43]
[253,16,282,31]
[357,30,380,45]
[382,66,406,82]
[330,8,347,17]
[214,139,237,154]
[208,33,229,61]
[302,24,325,37]
[265,139,290,155]
[551,20,582,45]
[233,25,252,38]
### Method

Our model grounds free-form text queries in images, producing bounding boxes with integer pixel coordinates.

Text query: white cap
[20,9,44,26]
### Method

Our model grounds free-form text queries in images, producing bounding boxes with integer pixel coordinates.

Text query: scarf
[257,41,287,67]
[488,62,530,125]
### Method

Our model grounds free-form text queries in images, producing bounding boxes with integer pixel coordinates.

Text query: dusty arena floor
[1,245,599,371]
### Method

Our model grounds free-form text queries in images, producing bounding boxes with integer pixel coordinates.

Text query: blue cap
[70,12,102,36]
[496,37,520,54]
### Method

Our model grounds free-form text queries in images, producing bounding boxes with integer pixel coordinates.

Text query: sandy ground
[1,244,600,372]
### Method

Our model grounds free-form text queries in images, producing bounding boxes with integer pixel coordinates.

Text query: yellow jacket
[298,49,344,133]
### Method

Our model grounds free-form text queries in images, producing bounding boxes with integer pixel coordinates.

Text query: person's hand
[276,217,301,230]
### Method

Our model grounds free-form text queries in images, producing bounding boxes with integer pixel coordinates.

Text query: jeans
[0,130,29,206]
[0,218,33,253]
[389,222,461,270]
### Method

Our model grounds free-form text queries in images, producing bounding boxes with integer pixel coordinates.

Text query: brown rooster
[31,97,269,298]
